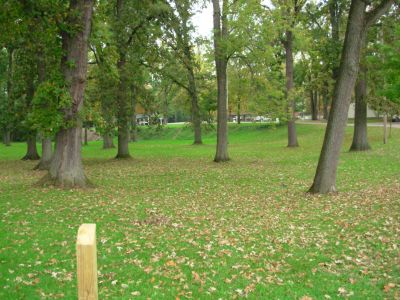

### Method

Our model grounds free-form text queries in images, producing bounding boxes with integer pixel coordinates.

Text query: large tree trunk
[285,30,299,147]
[34,137,52,170]
[311,90,319,121]
[41,0,93,188]
[22,135,40,160]
[308,0,392,194]
[213,0,229,162]
[350,69,370,151]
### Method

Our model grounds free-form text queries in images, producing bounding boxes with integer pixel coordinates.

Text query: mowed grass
[0,123,399,299]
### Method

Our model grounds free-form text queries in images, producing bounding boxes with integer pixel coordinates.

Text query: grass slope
[0,124,399,299]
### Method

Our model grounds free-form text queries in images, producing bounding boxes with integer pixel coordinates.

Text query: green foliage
[29,80,72,136]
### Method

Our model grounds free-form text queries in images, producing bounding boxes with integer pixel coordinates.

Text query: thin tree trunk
[83,126,88,146]
[34,137,52,170]
[285,30,299,147]
[237,97,241,124]
[5,47,13,146]
[40,0,94,188]
[323,87,329,120]
[213,0,229,162]
[188,70,202,145]
[309,0,393,193]
[311,90,319,120]
[383,114,388,144]
[350,69,370,151]
[115,1,131,159]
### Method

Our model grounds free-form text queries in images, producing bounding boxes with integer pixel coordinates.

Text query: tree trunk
[188,69,202,145]
[309,0,367,194]
[213,0,229,162]
[40,0,94,188]
[3,131,11,146]
[350,69,370,151]
[34,137,52,170]
[311,90,319,120]
[116,76,131,158]
[22,135,40,160]
[285,30,299,147]
[237,97,241,124]
[115,1,131,159]
[83,126,88,145]
[383,114,388,144]
[5,47,13,146]
[103,131,115,149]
[322,86,330,120]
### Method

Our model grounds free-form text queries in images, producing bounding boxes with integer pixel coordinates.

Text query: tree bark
[322,84,330,120]
[284,30,299,147]
[34,137,52,170]
[350,68,370,151]
[237,97,241,124]
[41,0,94,188]
[3,131,11,146]
[187,67,202,145]
[213,0,229,162]
[22,70,40,160]
[4,47,13,146]
[115,0,131,158]
[83,126,88,146]
[103,131,115,149]
[22,135,40,160]
[309,0,393,194]
[311,90,319,120]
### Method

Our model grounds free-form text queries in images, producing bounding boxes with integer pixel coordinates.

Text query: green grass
[0,124,399,299]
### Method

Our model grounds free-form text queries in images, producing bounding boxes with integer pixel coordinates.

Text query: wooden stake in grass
[77,224,98,300]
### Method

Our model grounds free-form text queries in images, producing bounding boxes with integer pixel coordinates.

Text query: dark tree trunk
[309,0,393,194]
[284,30,299,147]
[116,75,131,158]
[329,0,343,81]
[83,126,88,146]
[34,137,52,170]
[311,90,319,121]
[22,135,40,160]
[115,1,131,159]
[350,69,370,151]
[130,84,137,142]
[322,85,330,120]
[40,0,94,188]
[383,114,388,144]
[103,131,115,149]
[188,69,202,145]
[237,98,241,124]
[213,0,229,162]
[5,47,13,146]
[3,130,11,146]
[22,69,40,160]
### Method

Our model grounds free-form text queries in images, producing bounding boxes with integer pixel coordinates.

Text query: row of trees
[0,0,398,193]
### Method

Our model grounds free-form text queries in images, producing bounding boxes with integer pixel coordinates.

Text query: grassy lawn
[0,124,399,299]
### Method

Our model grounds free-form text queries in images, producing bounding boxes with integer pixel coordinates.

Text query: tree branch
[365,0,395,29]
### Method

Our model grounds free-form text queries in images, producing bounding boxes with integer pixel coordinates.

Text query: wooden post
[77,224,98,300]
